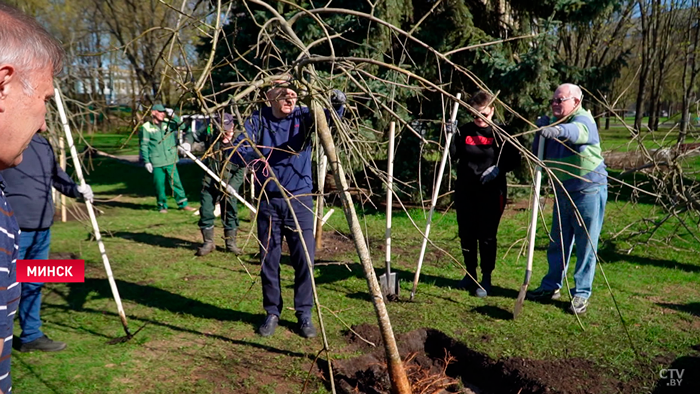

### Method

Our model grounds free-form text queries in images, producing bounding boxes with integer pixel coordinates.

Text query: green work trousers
[153,164,189,210]
[199,168,245,230]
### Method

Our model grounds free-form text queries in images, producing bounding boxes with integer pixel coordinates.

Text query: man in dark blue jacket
[233,81,345,338]
[1,3,65,389]
[1,133,93,352]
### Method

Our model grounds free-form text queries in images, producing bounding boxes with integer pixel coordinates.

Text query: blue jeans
[17,229,51,344]
[540,185,607,299]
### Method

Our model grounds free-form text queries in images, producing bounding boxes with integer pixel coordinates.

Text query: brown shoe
[159,209,168,214]
[181,206,197,212]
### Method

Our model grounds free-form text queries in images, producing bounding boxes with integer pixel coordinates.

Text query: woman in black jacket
[449,90,521,297]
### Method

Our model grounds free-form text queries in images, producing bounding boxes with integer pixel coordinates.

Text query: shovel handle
[525,136,546,273]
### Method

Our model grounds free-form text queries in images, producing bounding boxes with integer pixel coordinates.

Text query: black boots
[458,270,492,297]
[196,228,241,256]
[458,268,479,291]
[223,229,241,255]
[258,314,279,337]
[475,273,492,298]
[19,335,67,352]
[196,228,215,256]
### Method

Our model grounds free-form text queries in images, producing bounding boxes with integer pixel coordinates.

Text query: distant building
[73,65,137,106]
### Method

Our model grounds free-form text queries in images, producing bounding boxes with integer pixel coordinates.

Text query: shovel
[513,135,546,319]
[411,93,461,300]
[379,122,399,297]
[180,148,256,214]
[54,87,137,341]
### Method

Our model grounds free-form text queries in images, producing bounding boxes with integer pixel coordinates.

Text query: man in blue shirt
[526,83,608,315]
[233,81,345,338]
[1,133,93,352]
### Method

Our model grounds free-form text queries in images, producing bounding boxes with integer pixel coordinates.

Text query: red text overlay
[17,260,85,283]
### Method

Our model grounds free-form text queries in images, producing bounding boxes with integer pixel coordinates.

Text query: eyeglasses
[271,93,297,101]
[474,108,492,118]
[550,97,575,105]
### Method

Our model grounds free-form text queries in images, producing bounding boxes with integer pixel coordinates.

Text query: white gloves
[145,163,154,173]
[225,185,236,195]
[178,142,191,154]
[540,126,562,139]
[77,184,94,203]
[445,120,458,134]
[480,166,500,184]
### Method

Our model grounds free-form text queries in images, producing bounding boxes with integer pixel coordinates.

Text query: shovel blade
[379,272,399,297]
[513,283,528,319]
[513,269,532,319]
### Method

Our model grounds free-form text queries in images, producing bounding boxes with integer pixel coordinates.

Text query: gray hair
[0,2,64,93]
[557,83,583,100]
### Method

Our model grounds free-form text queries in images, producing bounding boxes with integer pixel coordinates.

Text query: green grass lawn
[74,132,141,156]
[12,156,700,393]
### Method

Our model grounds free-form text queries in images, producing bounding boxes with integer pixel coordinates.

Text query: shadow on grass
[315,264,460,288]
[599,242,700,273]
[63,278,260,326]
[98,200,154,211]
[314,265,522,300]
[472,305,513,320]
[45,278,316,360]
[656,302,700,317]
[652,354,700,394]
[607,169,658,205]
[607,168,699,206]
[488,285,520,299]
[111,231,198,249]
[44,302,313,360]
[61,277,317,336]
[13,353,63,394]
[84,157,202,202]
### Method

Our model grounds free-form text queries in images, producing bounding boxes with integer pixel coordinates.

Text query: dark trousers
[456,183,506,278]
[257,195,315,320]
[198,168,245,230]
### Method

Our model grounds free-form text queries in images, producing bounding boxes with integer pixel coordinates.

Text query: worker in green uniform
[139,104,196,213]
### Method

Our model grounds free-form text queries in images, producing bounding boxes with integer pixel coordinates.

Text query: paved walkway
[94,150,193,166]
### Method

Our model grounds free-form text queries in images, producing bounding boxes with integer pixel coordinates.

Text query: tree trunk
[647,65,659,131]
[648,95,658,131]
[679,96,690,144]
[633,81,647,133]
[634,0,660,133]
[310,100,412,394]
[678,0,700,143]
[593,102,601,129]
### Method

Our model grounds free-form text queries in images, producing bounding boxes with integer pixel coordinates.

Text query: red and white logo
[17,260,85,283]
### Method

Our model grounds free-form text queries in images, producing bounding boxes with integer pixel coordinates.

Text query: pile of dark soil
[330,323,644,394]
